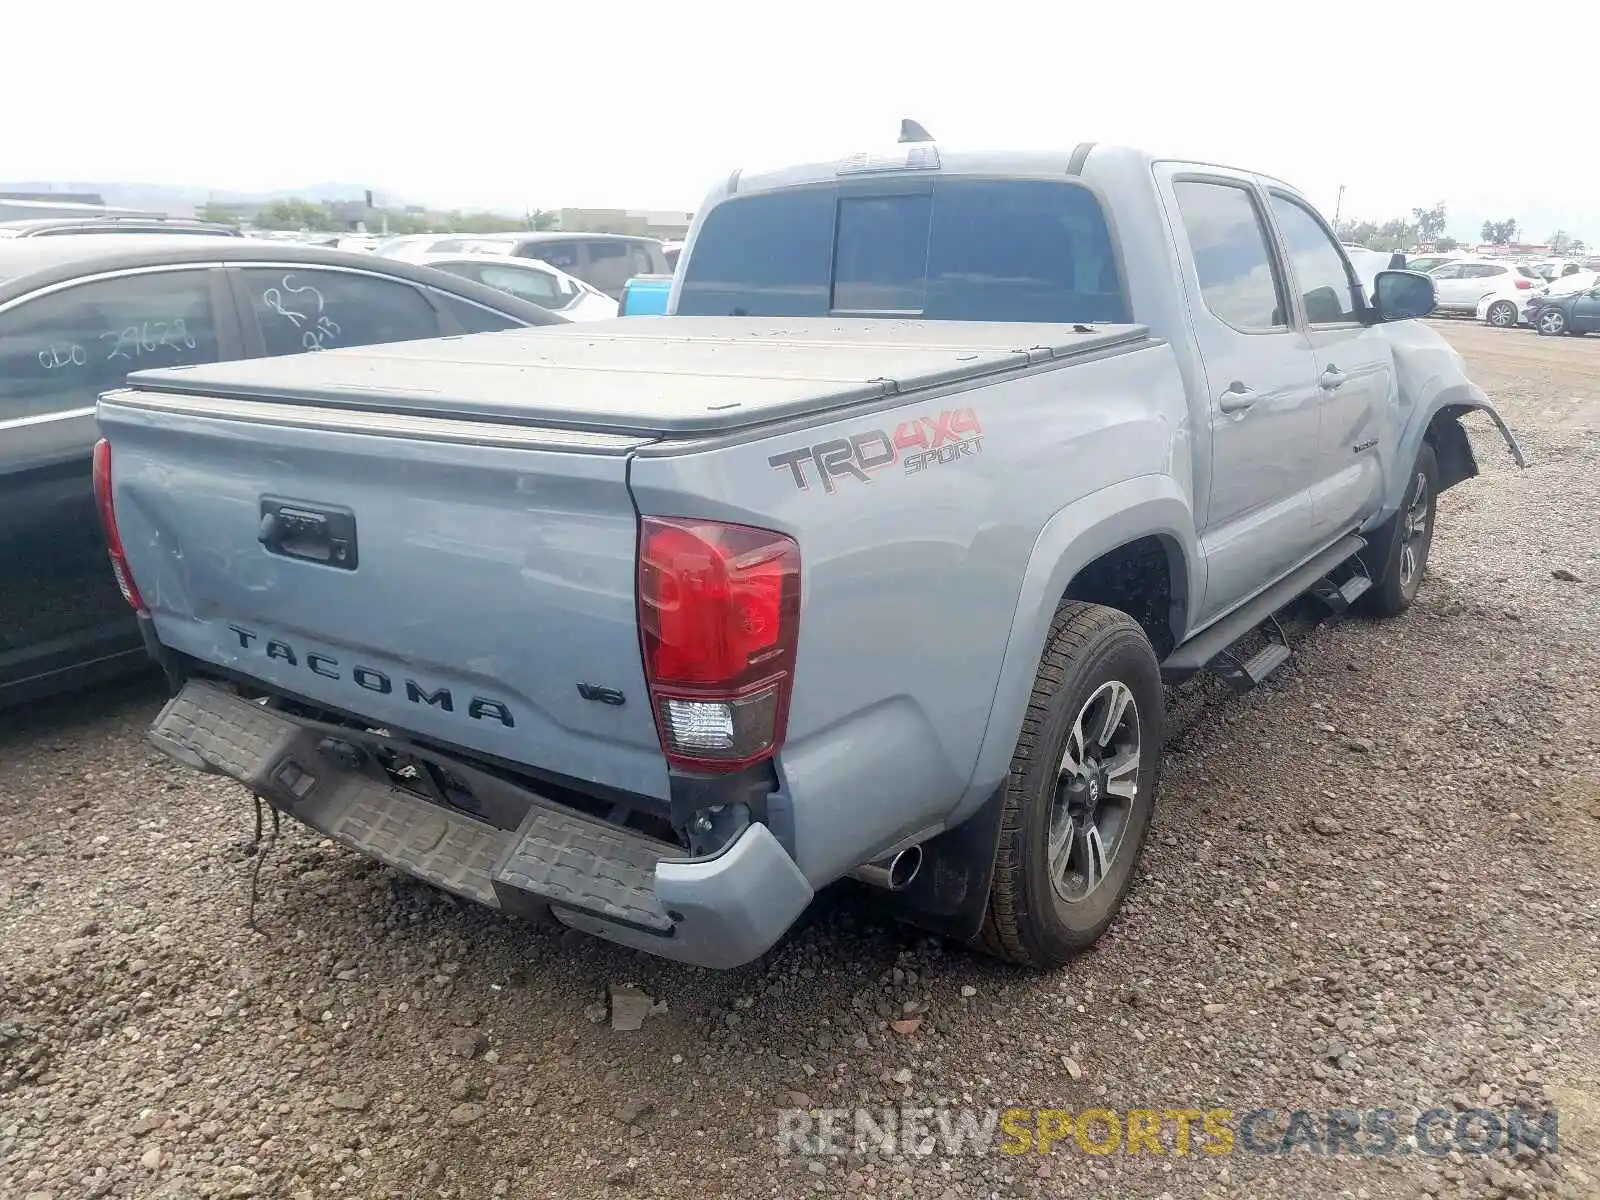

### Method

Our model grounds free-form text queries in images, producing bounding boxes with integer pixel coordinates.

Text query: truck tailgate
[96,390,673,802]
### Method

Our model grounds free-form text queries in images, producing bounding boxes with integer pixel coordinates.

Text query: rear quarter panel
[628,340,1192,886]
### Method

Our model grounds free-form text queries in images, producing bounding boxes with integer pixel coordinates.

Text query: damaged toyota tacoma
[94,134,1523,970]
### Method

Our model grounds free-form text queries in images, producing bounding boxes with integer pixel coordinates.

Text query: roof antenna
[899,119,934,144]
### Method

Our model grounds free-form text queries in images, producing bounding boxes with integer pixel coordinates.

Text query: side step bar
[1161,534,1367,687]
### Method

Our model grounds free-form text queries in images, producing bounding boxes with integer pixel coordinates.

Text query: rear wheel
[1358,441,1438,618]
[1486,300,1518,329]
[976,602,1163,968]
[1537,308,1568,336]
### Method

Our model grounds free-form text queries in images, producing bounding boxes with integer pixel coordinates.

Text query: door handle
[1218,383,1258,414]
[1320,365,1347,390]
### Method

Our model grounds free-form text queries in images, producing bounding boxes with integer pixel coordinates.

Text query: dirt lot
[2,321,1598,1200]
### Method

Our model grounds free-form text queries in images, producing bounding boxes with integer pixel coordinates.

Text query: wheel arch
[1383,383,1525,518]
[953,475,1198,823]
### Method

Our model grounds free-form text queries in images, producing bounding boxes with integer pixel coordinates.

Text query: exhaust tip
[888,844,923,890]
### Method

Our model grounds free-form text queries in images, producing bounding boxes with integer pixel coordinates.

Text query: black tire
[1536,308,1567,336]
[975,602,1163,968]
[1485,301,1518,329]
[1357,441,1438,618]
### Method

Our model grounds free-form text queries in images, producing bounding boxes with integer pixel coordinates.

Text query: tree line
[1333,202,1586,256]
[196,198,559,236]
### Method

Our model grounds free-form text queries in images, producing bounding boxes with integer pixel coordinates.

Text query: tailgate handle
[259,497,359,571]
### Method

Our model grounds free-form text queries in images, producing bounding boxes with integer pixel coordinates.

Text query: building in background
[0,195,154,222]
[556,208,693,240]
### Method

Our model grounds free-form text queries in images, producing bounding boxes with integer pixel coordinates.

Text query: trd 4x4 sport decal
[767,407,983,494]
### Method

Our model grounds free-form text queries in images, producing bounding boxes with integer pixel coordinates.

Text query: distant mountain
[0,181,425,215]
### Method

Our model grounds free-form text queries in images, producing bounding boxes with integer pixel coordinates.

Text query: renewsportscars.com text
[775,1105,1560,1158]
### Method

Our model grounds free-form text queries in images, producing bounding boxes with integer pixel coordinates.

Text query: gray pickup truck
[95,135,1522,971]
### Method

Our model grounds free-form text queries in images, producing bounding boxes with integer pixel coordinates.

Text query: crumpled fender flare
[1382,381,1525,519]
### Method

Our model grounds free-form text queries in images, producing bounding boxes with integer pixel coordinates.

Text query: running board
[1309,569,1372,612]
[1161,534,1367,684]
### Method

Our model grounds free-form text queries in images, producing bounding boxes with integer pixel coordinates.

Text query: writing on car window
[242,268,442,358]
[0,270,220,421]
[259,274,342,351]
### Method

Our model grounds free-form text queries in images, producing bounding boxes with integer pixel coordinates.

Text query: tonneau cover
[122,316,1149,436]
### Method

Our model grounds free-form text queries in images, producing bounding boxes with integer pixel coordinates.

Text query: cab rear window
[677,178,1129,324]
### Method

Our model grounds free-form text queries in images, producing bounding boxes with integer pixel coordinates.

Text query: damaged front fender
[1377,322,1526,519]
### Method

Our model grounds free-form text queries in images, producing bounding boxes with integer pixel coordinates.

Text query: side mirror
[1372,270,1436,322]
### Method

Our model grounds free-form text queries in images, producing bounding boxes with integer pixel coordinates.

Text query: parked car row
[1377,250,1600,337]
[371,231,671,300]
[1466,266,1600,333]
[1523,282,1600,335]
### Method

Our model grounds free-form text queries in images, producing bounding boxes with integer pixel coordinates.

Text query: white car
[1341,246,1405,298]
[371,234,475,262]
[420,253,619,321]
[1476,268,1600,329]
[1406,253,1465,275]
[1426,258,1545,314]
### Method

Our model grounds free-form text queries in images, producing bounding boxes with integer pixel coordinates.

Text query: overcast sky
[14,1,1599,242]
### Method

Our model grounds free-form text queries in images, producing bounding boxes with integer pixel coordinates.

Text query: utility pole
[1333,185,1345,228]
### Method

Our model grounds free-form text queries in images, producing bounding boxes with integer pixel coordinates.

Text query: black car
[0,215,244,238]
[1528,284,1600,336]
[0,235,568,709]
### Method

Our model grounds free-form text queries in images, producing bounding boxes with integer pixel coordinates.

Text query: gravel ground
[2,321,1598,1200]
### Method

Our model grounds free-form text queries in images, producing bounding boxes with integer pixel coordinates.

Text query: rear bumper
[149,680,812,968]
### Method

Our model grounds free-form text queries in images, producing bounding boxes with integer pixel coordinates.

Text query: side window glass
[0,270,221,421]
[1172,181,1287,330]
[433,293,525,334]
[241,269,442,356]
[627,243,657,276]
[1270,194,1361,324]
[1429,263,1462,280]
[475,263,567,307]
[527,243,580,271]
[582,242,632,294]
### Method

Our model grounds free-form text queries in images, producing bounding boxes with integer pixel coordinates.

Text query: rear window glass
[678,179,1129,324]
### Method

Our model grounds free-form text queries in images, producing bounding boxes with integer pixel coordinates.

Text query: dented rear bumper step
[150,681,813,968]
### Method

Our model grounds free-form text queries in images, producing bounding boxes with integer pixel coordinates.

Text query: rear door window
[438,260,574,309]
[523,241,581,272]
[678,179,1128,323]
[433,293,527,334]
[1171,181,1287,330]
[627,242,659,276]
[580,241,634,294]
[0,269,222,420]
[239,268,444,356]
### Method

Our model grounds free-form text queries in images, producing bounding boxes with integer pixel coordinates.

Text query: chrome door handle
[1218,383,1258,414]
[1320,365,1347,390]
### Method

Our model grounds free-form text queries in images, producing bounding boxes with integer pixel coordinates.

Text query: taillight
[91,438,147,615]
[637,516,800,772]
[1515,278,1532,289]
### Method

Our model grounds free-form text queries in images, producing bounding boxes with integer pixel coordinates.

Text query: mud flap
[879,785,1007,943]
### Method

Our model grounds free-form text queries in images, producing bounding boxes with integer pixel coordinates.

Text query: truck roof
[120,317,1148,437]
[720,142,1297,199]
